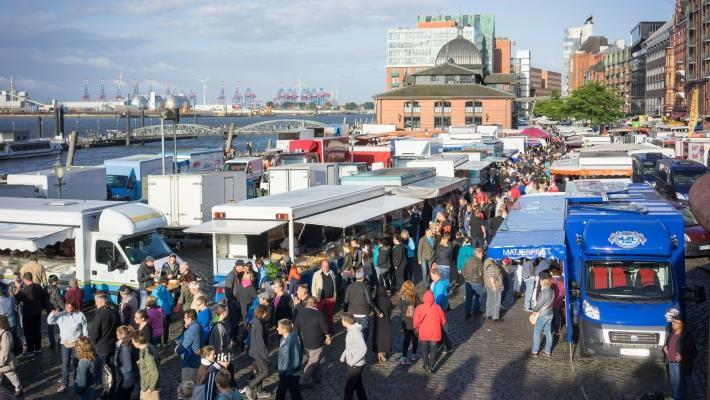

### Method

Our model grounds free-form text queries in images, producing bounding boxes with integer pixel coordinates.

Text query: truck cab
[223,157,263,199]
[631,152,665,183]
[278,152,319,166]
[654,158,708,200]
[565,181,690,359]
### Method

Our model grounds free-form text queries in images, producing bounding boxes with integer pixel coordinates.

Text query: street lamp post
[52,156,66,199]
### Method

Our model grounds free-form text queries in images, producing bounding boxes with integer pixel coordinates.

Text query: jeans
[300,347,323,385]
[470,236,485,251]
[344,365,367,400]
[512,265,522,292]
[420,341,437,370]
[275,374,302,400]
[667,362,685,400]
[402,329,418,357]
[420,260,433,286]
[523,278,536,310]
[485,288,502,320]
[354,315,370,345]
[139,290,148,309]
[48,323,57,345]
[464,281,485,314]
[60,345,77,386]
[531,313,553,354]
[501,271,512,305]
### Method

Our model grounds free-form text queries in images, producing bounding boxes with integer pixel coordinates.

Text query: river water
[0,114,371,174]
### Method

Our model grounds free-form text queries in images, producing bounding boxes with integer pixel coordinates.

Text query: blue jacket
[456,244,474,273]
[431,278,449,310]
[405,238,416,258]
[152,285,174,316]
[197,308,212,342]
[74,358,101,396]
[245,298,260,324]
[177,322,201,368]
[277,333,302,377]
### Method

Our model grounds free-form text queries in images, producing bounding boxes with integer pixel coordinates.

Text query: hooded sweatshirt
[412,291,446,342]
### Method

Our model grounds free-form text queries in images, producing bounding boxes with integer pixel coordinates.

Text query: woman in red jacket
[413,290,446,373]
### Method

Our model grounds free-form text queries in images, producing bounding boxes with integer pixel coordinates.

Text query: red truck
[288,137,350,163]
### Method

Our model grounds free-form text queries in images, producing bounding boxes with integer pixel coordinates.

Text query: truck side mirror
[682,285,706,303]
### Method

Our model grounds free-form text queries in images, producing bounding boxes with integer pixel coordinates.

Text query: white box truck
[267,163,338,195]
[0,198,177,300]
[147,171,247,228]
[7,166,107,200]
[175,149,224,173]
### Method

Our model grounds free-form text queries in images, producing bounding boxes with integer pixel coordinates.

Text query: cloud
[0,76,58,91]
[57,55,116,69]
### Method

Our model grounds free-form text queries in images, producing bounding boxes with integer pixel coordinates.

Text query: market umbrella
[520,127,551,139]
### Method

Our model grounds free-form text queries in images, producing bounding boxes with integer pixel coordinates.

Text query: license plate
[699,245,710,250]
[620,348,650,357]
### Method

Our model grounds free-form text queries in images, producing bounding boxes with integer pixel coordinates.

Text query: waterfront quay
[12,243,709,399]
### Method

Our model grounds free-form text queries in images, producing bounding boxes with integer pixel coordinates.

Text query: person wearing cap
[46,274,65,347]
[343,269,383,344]
[663,314,697,400]
[137,256,158,309]
[19,254,47,287]
[484,258,504,322]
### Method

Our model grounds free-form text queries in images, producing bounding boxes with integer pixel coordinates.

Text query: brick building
[375,32,514,130]
[530,67,562,96]
[604,47,632,114]
[493,37,511,73]
[669,0,686,118]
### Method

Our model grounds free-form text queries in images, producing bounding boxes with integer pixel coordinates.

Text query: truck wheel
[577,326,590,357]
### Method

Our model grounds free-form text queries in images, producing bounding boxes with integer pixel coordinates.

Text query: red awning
[520,127,551,139]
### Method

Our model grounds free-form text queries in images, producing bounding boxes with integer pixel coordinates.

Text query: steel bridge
[129,119,329,138]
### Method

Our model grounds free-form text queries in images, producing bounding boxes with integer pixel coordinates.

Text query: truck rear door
[178,175,204,226]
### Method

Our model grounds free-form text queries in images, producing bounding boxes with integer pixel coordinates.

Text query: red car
[673,203,710,257]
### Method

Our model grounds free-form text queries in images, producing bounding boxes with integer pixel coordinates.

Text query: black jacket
[248,317,269,360]
[239,285,257,317]
[665,329,697,376]
[376,245,391,271]
[294,307,328,350]
[89,305,121,355]
[391,244,407,271]
[137,261,156,291]
[434,244,453,267]
[273,293,294,323]
[208,320,229,353]
[14,283,47,315]
[223,270,240,304]
[114,343,139,389]
[343,281,382,316]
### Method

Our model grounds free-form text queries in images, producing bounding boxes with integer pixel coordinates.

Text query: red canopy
[520,127,551,139]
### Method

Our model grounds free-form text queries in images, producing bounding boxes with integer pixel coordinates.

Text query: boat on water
[0,130,63,160]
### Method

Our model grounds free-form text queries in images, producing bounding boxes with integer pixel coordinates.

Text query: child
[145,296,165,346]
[215,369,241,399]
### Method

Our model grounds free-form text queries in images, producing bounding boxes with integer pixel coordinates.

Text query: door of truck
[177,175,203,226]
[91,235,137,293]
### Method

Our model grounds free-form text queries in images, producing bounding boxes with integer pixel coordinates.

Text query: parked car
[671,201,710,257]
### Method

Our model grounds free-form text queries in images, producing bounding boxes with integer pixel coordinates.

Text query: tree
[265,101,274,108]
[564,82,622,126]
[362,101,374,110]
[344,102,359,111]
[534,92,565,122]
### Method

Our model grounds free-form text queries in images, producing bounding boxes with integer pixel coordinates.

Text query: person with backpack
[176,309,202,383]
[48,301,88,393]
[461,247,486,318]
[413,290,446,374]
[113,325,138,400]
[132,331,160,400]
[0,315,22,397]
[74,336,102,400]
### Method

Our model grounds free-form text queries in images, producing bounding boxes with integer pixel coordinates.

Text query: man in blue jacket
[176,309,201,383]
[430,267,453,352]
[275,319,303,400]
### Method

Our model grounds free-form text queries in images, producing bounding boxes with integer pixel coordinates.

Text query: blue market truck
[565,181,704,359]
[105,155,173,201]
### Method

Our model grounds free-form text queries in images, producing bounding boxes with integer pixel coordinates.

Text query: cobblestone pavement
[11,245,709,399]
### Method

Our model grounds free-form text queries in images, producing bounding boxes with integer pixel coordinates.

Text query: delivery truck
[7,166,107,200]
[147,171,247,228]
[653,158,708,200]
[104,155,173,201]
[175,149,223,173]
[267,163,338,195]
[0,198,177,301]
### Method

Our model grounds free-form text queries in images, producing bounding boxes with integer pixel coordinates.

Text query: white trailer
[267,163,338,195]
[393,138,443,158]
[403,153,468,177]
[7,166,107,200]
[147,171,247,228]
[0,198,177,299]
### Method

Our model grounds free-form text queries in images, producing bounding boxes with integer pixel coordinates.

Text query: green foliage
[362,101,375,110]
[533,82,622,126]
[344,102,359,111]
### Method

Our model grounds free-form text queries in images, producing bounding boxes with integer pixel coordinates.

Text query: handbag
[528,311,539,325]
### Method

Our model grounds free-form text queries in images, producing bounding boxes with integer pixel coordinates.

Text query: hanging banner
[687,87,699,137]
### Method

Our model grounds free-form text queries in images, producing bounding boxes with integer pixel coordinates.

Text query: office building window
[404,101,420,113]
[404,116,420,130]
[434,116,451,129]
[434,101,451,113]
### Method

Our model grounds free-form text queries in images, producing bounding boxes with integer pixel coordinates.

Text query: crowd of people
[0,140,698,399]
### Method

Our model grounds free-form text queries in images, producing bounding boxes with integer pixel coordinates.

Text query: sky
[0,0,675,103]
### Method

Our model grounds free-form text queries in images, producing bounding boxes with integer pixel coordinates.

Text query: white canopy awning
[296,195,421,228]
[184,220,284,235]
[390,176,464,199]
[0,223,75,252]
[455,160,492,171]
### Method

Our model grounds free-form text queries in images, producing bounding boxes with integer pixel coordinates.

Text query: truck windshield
[224,163,246,172]
[280,156,306,165]
[106,175,128,189]
[586,261,673,300]
[671,170,704,186]
[640,161,656,176]
[119,232,172,264]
